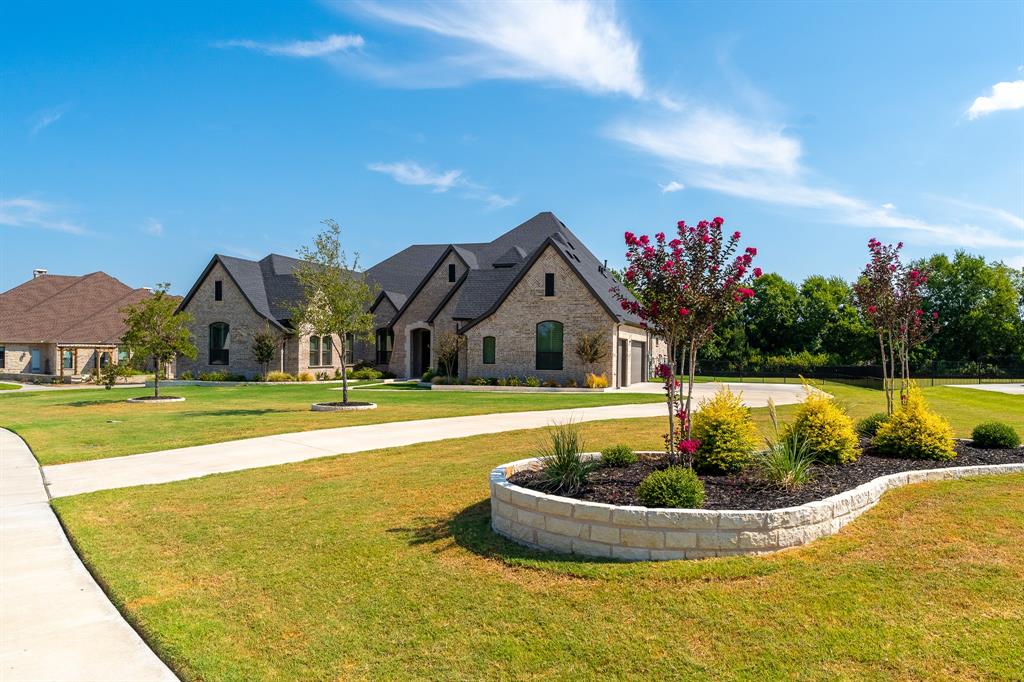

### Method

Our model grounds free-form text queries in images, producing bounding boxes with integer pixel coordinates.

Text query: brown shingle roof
[0,272,153,345]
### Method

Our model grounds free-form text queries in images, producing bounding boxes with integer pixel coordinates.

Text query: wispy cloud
[142,217,164,237]
[659,181,684,193]
[368,160,516,209]
[0,197,87,235]
[966,79,1024,120]
[929,195,1024,231]
[215,34,364,58]
[338,0,644,97]
[29,105,69,136]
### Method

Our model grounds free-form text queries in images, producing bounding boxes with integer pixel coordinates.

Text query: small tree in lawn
[434,331,464,379]
[853,239,938,414]
[120,284,197,398]
[612,217,759,464]
[250,325,280,380]
[289,219,377,403]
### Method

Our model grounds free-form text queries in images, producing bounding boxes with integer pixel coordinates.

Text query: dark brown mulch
[508,441,1024,511]
[316,401,374,407]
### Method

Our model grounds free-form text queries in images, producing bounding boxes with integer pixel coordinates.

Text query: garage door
[629,340,646,385]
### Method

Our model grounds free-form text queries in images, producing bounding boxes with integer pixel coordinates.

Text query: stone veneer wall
[490,455,1024,561]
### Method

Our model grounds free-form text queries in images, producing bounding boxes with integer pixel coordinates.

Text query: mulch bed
[508,441,1024,511]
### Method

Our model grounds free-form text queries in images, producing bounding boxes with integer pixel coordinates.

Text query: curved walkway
[0,428,177,681]
[42,382,812,499]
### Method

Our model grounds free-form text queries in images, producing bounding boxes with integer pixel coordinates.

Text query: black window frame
[308,335,321,367]
[482,336,496,364]
[322,336,333,366]
[209,322,230,365]
[544,272,555,297]
[535,320,563,370]
[375,328,394,365]
[448,263,457,282]
[0,345,5,369]
[214,280,223,301]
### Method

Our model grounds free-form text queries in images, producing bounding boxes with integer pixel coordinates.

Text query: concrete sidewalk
[0,428,177,681]
[42,382,810,499]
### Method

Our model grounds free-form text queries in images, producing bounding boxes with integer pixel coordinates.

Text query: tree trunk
[664,338,677,464]
[877,332,890,414]
[154,359,160,398]
[685,339,698,441]
[339,336,349,403]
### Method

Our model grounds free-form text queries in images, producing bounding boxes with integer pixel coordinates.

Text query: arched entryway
[409,327,431,378]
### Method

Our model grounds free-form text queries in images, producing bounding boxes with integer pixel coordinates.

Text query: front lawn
[56,414,1024,680]
[0,382,21,390]
[0,384,663,465]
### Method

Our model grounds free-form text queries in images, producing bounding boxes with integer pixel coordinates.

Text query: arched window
[209,322,230,365]
[535,321,563,370]
[482,336,496,364]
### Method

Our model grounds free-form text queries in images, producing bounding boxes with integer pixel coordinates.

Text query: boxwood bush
[691,386,759,474]
[600,444,637,467]
[971,421,1020,449]
[855,412,889,439]
[873,385,956,460]
[637,467,705,508]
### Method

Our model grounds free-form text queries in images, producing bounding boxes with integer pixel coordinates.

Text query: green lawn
[56,410,1024,680]
[0,382,21,391]
[0,384,663,465]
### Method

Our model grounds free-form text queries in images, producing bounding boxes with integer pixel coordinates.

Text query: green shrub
[265,371,294,382]
[785,390,860,464]
[505,375,521,387]
[542,379,559,388]
[757,430,815,489]
[334,367,343,380]
[524,376,541,387]
[540,421,596,495]
[421,368,437,382]
[316,371,330,381]
[600,444,637,467]
[468,376,488,386]
[637,467,705,508]
[855,413,889,439]
[873,384,956,460]
[691,386,759,474]
[179,371,193,380]
[431,375,457,385]
[971,421,1020,449]
[297,371,315,382]
[198,371,244,382]
[351,367,383,380]
[381,371,396,380]
[563,378,578,388]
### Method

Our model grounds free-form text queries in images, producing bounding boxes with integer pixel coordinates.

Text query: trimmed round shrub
[855,412,889,439]
[637,467,705,508]
[971,421,1021,449]
[873,384,955,460]
[600,444,637,467]
[350,367,383,380]
[691,386,759,474]
[785,391,860,464]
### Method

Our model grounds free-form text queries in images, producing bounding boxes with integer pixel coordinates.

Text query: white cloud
[215,34,364,58]
[341,0,644,97]
[142,218,164,237]
[29,105,68,136]
[967,80,1024,119]
[608,110,802,175]
[928,195,1024,230]
[881,202,896,210]
[659,181,684,193]
[367,161,462,192]
[368,160,516,209]
[0,197,87,235]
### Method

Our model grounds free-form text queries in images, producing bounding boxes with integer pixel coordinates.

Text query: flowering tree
[853,239,939,414]
[612,217,760,463]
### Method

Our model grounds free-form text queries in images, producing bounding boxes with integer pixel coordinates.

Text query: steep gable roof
[0,272,153,344]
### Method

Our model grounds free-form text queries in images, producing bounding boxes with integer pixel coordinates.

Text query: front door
[411,329,432,378]
[30,349,41,373]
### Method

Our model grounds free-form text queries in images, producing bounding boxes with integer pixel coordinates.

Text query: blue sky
[2,0,1022,294]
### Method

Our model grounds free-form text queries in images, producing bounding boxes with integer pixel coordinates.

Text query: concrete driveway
[947,383,1024,396]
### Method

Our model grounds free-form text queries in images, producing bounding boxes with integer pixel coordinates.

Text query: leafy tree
[289,219,378,403]
[100,360,131,390]
[250,326,280,379]
[742,273,800,355]
[120,284,197,398]
[797,275,874,362]
[612,217,759,463]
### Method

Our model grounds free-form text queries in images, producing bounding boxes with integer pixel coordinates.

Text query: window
[100,352,111,368]
[482,336,496,364]
[309,335,321,366]
[322,336,333,366]
[376,329,394,364]
[536,321,563,370]
[209,322,230,365]
[118,349,129,364]
[214,280,223,301]
[448,263,456,282]
[62,350,73,370]
[344,333,354,365]
[0,346,5,369]
[544,273,555,297]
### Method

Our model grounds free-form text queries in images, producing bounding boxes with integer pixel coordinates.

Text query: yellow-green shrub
[297,371,315,382]
[585,372,608,389]
[265,371,294,382]
[785,390,860,464]
[691,386,759,474]
[873,384,956,461]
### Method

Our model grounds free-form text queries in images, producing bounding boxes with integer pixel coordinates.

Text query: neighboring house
[176,212,662,386]
[0,269,152,381]
[175,254,353,379]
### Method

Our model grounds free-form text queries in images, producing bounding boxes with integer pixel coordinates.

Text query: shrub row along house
[176,212,663,386]
[0,269,153,381]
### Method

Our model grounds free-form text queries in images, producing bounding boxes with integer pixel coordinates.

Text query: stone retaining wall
[490,456,1024,561]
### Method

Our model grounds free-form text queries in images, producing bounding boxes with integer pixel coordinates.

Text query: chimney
[32,268,47,279]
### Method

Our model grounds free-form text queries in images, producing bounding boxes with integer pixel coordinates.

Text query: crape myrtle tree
[250,325,280,380]
[120,284,197,398]
[290,219,377,404]
[853,239,938,414]
[612,217,760,464]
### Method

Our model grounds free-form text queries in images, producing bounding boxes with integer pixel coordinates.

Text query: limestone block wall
[490,456,1024,561]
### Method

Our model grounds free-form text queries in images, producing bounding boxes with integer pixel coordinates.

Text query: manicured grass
[0,384,663,465]
[0,382,21,391]
[56,415,1024,680]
